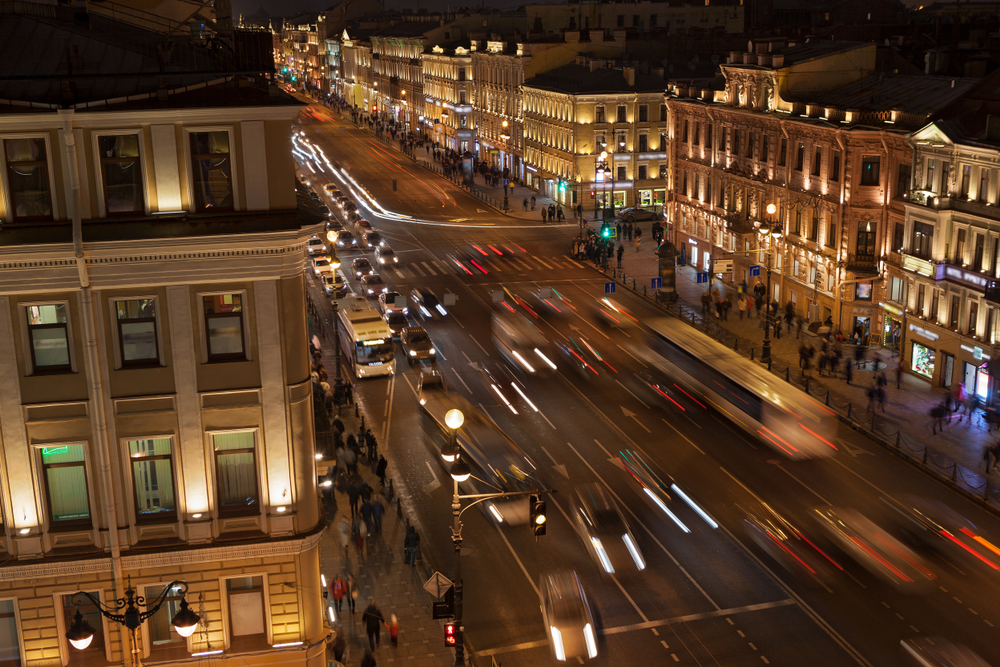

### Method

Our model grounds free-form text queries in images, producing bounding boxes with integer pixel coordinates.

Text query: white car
[321,272,347,298]
[312,257,333,277]
[379,291,407,315]
[307,237,327,256]
[539,571,598,662]
[375,245,398,265]
[360,273,388,296]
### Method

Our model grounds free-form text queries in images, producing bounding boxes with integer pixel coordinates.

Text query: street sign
[423,572,454,599]
[716,259,734,273]
[431,587,455,618]
[697,272,709,284]
[651,277,662,289]
[750,265,761,277]
[443,293,456,306]
[504,179,510,186]
[604,282,616,294]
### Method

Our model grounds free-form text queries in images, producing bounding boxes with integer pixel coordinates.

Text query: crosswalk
[383,254,586,280]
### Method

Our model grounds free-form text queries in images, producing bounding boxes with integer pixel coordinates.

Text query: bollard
[355,403,360,418]
[643,285,647,296]
[633,279,637,291]
[734,339,739,351]
[870,414,876,432]
[847,403,853,420]
[750,347,755,361]
[804,377,810,393]
[825,391,831,406]
[767,358,772,371]
[985,481,991,501]
[952,462,958,482]
[922,447,928,464]
[785,367,790,382]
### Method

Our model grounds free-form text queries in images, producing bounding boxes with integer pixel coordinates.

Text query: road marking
[432,260,447,273]
[615,380,649,408]
[413,263,426,276]
[651,628,659,636]
[749,643,758,650]
[616,344,649,368]
[661,418,706,454]
[382,376,396,444]
[493,520,541,598]
[737,630,745,638]
[910,625,919,633]
[451,313,466,329]
[422,261,437,276]
[471,336,490,357]
[986,620,994,627]
[534,256,554,269]
[770,463,832,505]
[621,405,651,432]
[564,255,584,268]
[761,658,770,664]
[538,410,557,430]
[394,267,407,279]
[540,446,569,478]
[423,461,441,494]
[462,350,474,364]
[672,655,679,662]
[453,371,472,395]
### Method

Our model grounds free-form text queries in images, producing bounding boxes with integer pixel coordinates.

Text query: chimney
[623,67,635,86]
[987,115,1000,142]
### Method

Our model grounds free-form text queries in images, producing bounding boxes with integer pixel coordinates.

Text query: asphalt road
[297,107,1000,667]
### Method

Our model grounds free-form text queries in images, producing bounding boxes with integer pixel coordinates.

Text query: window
[129,439,175,520]
[970,300,980,335]
[683,120,689,144]
[26,304,71,372]
[827,214,837,248]
[617,165,626,181]
[860,156,880,186]
[809,211,818,241]
[682,171,688,196]
[638,165,647,180]
[203,294,246,362]
[975,234,985,271]
[830,151,840,182]
[856,282,873,301]
[616,105,626,123]
[617,14,625,26]
[705,178,712,205]
[460,115,467,129]
[917,284,926,316]
[659,104,666,121]
[961,165,972,198]
[459,91,466,104]
[857,224,876,257]
[925,158,937,191]
[719,126,726,152]
[705,124,712,149]
[213,432,259,516]
[42,445,90,527]
[638,134,648,152]
[894,163,911,200]
[98,134,144,215]
[910,221,933,259]
[794,209,802,236]
[458,67,466,81]
[143,584,187,661]
[761,135,769,162]
[992,238,999,276]
[779,138,787,167]
[0,600,20,667]
[812,146,822,176]
[746,131,754,158]
[950,295,961,328]
[931,290,940,321]
[732,129,740,155]
[189,131,233,211]
[62,595,104,667]
[659,164,666,179]
[658,133,665,150]
[893,222,905,253]
[638,105,648,122]
[4,138,52,221]
[632,14,640,26]
[693,123,700,146]
[225,576,267,652]
[956,229,967,263]
[651,13,658,26]
[595,106,605,123]
[890,276,905,303]
[795,142,804,171]
[981,168,992,203]
[115,299,158,366]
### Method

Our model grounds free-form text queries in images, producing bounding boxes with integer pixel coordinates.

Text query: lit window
[98,135,144,215]
[42,445,91,527]
[26,304,70,372]
[213,432,259,515]
[203,294,245,362]
[0,600,20,667]
[4,138,52,221]
[115,299,158,366]
[129,439,176,520]
[190,132,233,211]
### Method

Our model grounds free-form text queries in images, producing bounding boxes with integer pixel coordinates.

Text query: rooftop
[799,73,977,117]
[524,63,666,95]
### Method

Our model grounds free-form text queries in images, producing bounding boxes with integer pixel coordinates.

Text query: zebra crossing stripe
[422,262,437,276]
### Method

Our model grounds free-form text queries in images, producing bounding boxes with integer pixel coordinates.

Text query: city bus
[337,296,395,378]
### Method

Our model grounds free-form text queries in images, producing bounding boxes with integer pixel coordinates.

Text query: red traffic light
[590,189,596,198]
[373,105,378,113]
[444,622,457,647]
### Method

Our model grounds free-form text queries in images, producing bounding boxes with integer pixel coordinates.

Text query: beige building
[421,44,476,153]
[0,6,325,667]
[525,0,745,35]
[523,59,667,211]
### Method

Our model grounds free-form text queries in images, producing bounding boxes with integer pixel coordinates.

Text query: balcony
[909,191,1000,220]
[845,253,878,275]
[724,212,757,236]
[901,253,936,277]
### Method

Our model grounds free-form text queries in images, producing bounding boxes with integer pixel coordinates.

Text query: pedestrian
[876,384,886,412]
[360,499,373,537]
[746,295,754,319]
[386,614,400,648]
[523,198,528,211]
[330,575,345,612]
[634,234,641,253]
[531,196,536,210]
[844,357,853,385]
[951,383,967,420]
[376,455,387,487]
[541,208,547,223]
[348,479,361,518]
[854,345,865,370]
[799,343,810,369]
[362,601,384,652]
[371,497,384,533]
[895,363,904,389]
[352,512,365,555]
[931,402,948,435]
[337,516,351,556]
[796,318,804,339]
[576,203,583,221]
[616,242,624,268]
[549,203,555,220]
[346,574,357,614]
[403,525,420,567]
[331,627,346,662]
[616,221,622,239]
[738,296,746,320]
[343,383,354,406]
[701,291,710,315]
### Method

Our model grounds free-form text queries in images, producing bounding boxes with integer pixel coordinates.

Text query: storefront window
[911,342,936,379]
[855,282,872,301]
[976,363,990,400]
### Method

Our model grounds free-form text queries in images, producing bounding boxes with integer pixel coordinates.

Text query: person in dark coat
[376,456,388,487]
[347,480,361,518]
[403,526,420,566]
[360,499,373,536]
[362,601,385,651]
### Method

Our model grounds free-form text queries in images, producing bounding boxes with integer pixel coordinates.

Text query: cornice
[0,105,300,132]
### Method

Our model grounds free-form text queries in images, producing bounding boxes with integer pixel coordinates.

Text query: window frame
[182,126,240,213]
[36,443,94,532]
[125,436,179,524]
[0,598,25,667]
[812,146,822,177]
[138,582,191,660]
[198,290,251,364]
[638,104,648,122]
[616,105,626,123]
[55,590,111,667]
[109,296,163,369]
[219,573,273,651]
[0,133,59,223]
[21,301,75,376]
[209,429,263,519]
[795,142,804,171]
[90,129,149,218]
[860,155,881,187]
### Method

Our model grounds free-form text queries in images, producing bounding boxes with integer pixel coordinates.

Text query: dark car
[352,257,375,279]
[384,310,408,337]
[571,483,645,575]
[335,230,357,249]
[411,288,447,319]
[619,206,659,222]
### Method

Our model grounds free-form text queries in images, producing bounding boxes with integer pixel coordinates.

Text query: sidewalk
[602,237,1000,504]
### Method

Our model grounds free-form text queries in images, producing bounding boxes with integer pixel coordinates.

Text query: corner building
[0,7,325,667]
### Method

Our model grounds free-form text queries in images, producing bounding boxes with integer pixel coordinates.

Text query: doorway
[941,352,955,388]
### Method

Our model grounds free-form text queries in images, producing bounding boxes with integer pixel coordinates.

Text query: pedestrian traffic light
[590,189,596,198]
[373,105,378,113]
[601,223,611,239]
[444,622,457,647]
[558,180,567,193]
[529,495,547,538]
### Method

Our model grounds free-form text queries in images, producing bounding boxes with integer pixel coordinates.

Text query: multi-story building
[281,19,323,91]
[523,60,667,211]
[666,39,972,342]
[421,44,475,153]
[341,29,376,110]
[372,25,429,132]
[525,0,745,35]
[0,6,325,667]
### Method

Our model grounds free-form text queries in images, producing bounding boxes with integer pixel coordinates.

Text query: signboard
[443,293,456,306]
[423,572,454,599]
[715,259,734,273]
[604,282,616,294]
[750,265,761,277]
[651,277,662,289]
[697,272,709,284]
[431,587,455,619]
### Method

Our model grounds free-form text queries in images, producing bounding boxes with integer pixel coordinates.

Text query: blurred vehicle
[362,231,383,249]
[325,219,343,232]
[336,195,349,207]
[571,483,645,574]
[530,286,576,318]
[472,362,523,415]
[643,317,838,460]
[356,219,373,233]
[593,297,639,329]
[321,273,347,299]
[308,190,319,201]
[617,448,717,533]
[418,371,548,525]
[491,311,557,375]
[900,637,992,667]
[307,237,327,256]
[813,507,937,593]
[334,230,357,249]
[882,495,1000,573]
[375,245,398,265]
[539,571,598,662]
[322,183,339,194]
[401,326,435,364]
[619,206,659,222]
[311,257,333,277]
[352,257,375,279]
[741,503,843,585]
[343,202,358,216]
[360,273,387,296]
[555,340,602,379]
[336,296,395,378]
[384,310,408,337]
[318,204,331,217]
[411,288,447,319]
[446,251,488,276]
[378,291,406,315]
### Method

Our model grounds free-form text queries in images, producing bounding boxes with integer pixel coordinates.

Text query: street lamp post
[442,409,470,666]
[66,579,200,667]
[324,234,345,406]
[500,120,511,212]
[760,203,782,364]
[595,149,608,223]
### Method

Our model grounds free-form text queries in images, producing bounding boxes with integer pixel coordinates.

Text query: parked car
[361,273,388,296]
[375,245,397,265]
[307,237,327,256]
[352,257,375,279]
[401,326,435,364]
[619,206,659,222]
[312,257,333,277]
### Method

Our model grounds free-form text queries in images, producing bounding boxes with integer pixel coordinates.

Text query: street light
[500,120,511,212]
[759,203,782,364]
[595,149,609,224]
[442,409,468,666]
[67,580,199,667]
[324,234,345,405]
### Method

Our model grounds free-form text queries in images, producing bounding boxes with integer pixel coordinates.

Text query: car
[362,231,383,249]
[900,637,989,667]
[334,230,357,249]
[741,502,842,585]
[411,288,447,319]
[322,183,340,195]
[571,482,645,574]
[401,326,435,364]
[321,272,347,299]
[356,219,374,233]
[379,291,407,315]
[336,195,350,207]
[530,286,576,318]
[593,297,639,329]
[539,571,598,662]
[352,257,375,279]
[318,204,331,217]
[360,273,388,296]
[326,218,343,232]
[307,237,327,256]
[343,202,358,215]
[348,209,362,222]
[384,310,408,337]
[375,245,397,265]
[312,257,333,277]
[308,190,319,201]
[619,206,659,222]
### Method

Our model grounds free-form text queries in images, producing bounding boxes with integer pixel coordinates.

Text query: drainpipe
[59,109,127,663]
[834,132,848,331]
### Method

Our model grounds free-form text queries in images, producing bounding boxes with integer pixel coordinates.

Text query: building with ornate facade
[341,28,376,111]
[524,0,745,35]
[421,44,476,153]
[0,6,326,667]
[666,39,973,344]
[524,59,667,211]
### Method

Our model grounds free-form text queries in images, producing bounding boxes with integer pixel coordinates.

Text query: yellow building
[0,7,325,667]
[421,44,475,152]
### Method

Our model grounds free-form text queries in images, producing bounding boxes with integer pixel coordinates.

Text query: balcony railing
[724,213,757,235]
[846,253,878,274]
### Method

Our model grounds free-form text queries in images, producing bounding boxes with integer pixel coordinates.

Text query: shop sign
[960,344,991,361]
[943,265,990,290]
[526,165,538,173]
[908,323,940,341]
[879,301,903,317]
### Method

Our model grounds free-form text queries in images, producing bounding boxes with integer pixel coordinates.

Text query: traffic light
[558,180,567,193]
[590,189,596,198]
[444,622,457,647]
[601,223,611,239]
[529,495,547,538]
[373,105,378,113]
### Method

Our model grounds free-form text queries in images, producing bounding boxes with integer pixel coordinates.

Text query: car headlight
[429,348,436,355]
[550,627,565,661]
[379,258,386,264]
[591,537,614,573]
[583,623,597,659]
[623,533,645,570]
[393,257,398,263]
[410,350,417,356]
